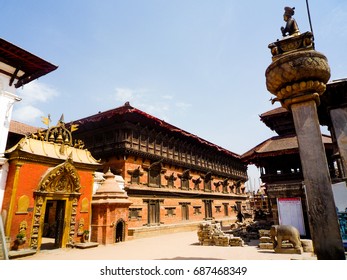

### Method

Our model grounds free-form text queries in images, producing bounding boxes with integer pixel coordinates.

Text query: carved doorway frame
[30,159,81,250]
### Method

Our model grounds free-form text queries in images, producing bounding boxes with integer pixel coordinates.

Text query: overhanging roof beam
[9,67,20,87]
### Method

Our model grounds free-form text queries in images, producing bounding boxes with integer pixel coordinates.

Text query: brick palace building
[3,102,248,250]
[71,102,248,240]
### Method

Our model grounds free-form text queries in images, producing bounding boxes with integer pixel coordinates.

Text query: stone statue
[281,7,300,37]
[270,225,302,250]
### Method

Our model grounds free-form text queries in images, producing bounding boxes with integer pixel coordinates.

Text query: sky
[1,0,347,191]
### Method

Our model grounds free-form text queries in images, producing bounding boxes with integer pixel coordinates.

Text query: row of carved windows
[129,200,234,223]
[90,129,246,178]
[127,163,245,194]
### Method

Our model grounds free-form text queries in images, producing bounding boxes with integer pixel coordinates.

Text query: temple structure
[71,102,248,239]
[241,106,336,238]
[2,119,100,252]
[242,77,347,250]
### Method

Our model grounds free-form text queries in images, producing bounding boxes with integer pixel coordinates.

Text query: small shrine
[2,116,100,253]
[91,169,132,244]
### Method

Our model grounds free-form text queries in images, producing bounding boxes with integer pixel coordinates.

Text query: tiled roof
[259,107,289,118]
[72,102,241,159]
[9,120,39,135]
[0,38,57,88]
[241,134,332,161]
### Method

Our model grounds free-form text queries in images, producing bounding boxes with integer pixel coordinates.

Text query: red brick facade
[3,123,100,251]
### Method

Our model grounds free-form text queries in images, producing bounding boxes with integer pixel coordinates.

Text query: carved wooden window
[132,130,140,149]
[215,206,221,213]
[203,172,212,192]
[148,131,155,154]
[179,170,191,190]
[173,142,179,160]
[165,173,177,188]
[168,142,173,159]
[222,179,229,193]
[127,167,143,185]
[165,207,176,217]
[149,166,160,187]
[129,208,142,220]
[180,203,190,221]
[192,177,201,191]
[144,199,162,226]
[140,132,147,152]
[145,161,165,188]
[223,203,229,216]
[193,206,202,215]
[181,147,186,162]
[203,199,213,220]
[214,182,221,192]
[155,134,162,155]
[161,139,168,157]
[235,181,241,194]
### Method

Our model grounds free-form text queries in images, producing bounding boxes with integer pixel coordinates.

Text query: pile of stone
[197,222,244,247]
[229,236,244,247]
[258,229,274,249]
[225,220,272,243]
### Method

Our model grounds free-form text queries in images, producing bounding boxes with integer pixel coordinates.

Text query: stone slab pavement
[15,230,320,260]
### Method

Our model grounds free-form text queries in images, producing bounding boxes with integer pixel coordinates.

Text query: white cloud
[114,87,136,103]
[12,80,59,125]
[112,86,192,123]
[17,80,59,104]
[12,105,43,124]
[175,102,192,110]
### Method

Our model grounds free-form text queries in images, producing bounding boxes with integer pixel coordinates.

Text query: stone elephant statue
[270,225,301,250]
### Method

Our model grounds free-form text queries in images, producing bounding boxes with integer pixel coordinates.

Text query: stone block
[259,236,272,243]
[301,239,313,252]
[258,243,274,249]
[259,229,270,237]
[229,237,244,247]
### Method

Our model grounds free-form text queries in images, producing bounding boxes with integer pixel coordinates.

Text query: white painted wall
[0,74,21,211]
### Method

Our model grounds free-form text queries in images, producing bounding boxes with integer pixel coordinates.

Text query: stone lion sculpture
[270,225,302,250]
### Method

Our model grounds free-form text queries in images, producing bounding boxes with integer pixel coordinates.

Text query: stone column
[329,106,347,177]
[291,100,345,259]
[265,31,345,259]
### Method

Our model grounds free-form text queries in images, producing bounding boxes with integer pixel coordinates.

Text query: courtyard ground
[15,230,319,260]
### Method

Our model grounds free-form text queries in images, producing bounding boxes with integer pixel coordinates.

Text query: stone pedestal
[301,239,314,252]
[274,247,303,254]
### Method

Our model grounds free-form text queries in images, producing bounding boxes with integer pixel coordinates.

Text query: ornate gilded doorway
[41,200,66,249]
[30,159,81,250]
